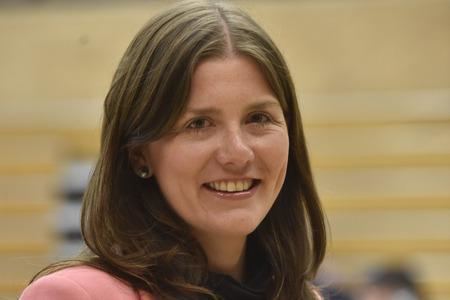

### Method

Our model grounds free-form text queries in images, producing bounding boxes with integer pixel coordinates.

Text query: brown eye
[186,118,212,130]
[248,112,271,124]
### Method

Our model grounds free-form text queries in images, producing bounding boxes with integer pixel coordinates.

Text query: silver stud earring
[138,166,151,178]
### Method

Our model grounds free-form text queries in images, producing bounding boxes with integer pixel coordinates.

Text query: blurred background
[0,0,449,299]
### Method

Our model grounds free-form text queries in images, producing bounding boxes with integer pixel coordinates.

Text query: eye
[247,112,272,125]
[186,117,213,130]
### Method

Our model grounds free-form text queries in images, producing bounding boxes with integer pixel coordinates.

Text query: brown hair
[35,1,327,299]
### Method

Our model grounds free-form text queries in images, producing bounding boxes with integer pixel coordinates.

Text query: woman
[20,0,326,299]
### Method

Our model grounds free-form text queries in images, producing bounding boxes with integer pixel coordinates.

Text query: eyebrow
[247,99,282,111]
[184,99,282,116]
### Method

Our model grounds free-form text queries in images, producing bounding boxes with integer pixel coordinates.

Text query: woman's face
[143,55,289,239]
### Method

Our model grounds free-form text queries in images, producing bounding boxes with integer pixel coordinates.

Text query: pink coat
[19,266,154,300]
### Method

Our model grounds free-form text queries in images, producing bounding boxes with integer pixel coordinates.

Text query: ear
[128,145,151,177]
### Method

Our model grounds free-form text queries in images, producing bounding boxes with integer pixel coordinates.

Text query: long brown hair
[34,1,327,299]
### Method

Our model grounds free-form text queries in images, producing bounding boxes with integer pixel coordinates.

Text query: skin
[138,55,289,281]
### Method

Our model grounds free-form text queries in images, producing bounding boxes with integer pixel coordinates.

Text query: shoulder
[20,265,155,300]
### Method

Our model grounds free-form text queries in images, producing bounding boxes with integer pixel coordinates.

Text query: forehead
[193,55,265,81]
[187,55,278,108]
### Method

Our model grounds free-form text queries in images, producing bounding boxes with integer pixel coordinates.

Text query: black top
[205,240,273,300]
[206,270,271,300]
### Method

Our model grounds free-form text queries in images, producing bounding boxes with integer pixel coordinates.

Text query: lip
[202,179,261,200]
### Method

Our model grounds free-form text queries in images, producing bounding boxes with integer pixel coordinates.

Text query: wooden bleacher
[302,91,450,300]
[0,136,60,299]
[0,1,449,299]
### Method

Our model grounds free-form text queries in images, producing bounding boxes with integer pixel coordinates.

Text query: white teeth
[220,181,227,191]
[236,181,243,192]
[242,181,249,190]
[207,179,254,193]
[227,182,236,192]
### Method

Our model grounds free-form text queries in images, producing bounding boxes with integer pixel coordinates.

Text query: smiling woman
[20,1,326,299]
[139,56,290,281]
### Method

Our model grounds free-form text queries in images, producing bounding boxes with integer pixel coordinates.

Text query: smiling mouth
[204,179,260,193]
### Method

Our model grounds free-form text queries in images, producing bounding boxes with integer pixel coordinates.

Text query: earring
[138,166,152,178]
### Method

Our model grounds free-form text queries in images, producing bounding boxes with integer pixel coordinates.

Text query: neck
[195,232,247,282]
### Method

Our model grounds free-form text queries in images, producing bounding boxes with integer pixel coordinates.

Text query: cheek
[259,131,289,170]
[147,140,213,197]
[150,141,205,173]
[259,132,290,194]
[147,143,196,214]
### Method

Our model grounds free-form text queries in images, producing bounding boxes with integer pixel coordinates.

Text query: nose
[216,128,255,172]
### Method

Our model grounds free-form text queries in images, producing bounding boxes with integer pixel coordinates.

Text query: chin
[209,216,262,237]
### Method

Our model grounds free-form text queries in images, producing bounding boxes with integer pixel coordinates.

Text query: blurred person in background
[314,266,354,300]
[19,0,326,299]
[358,266,424,300]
